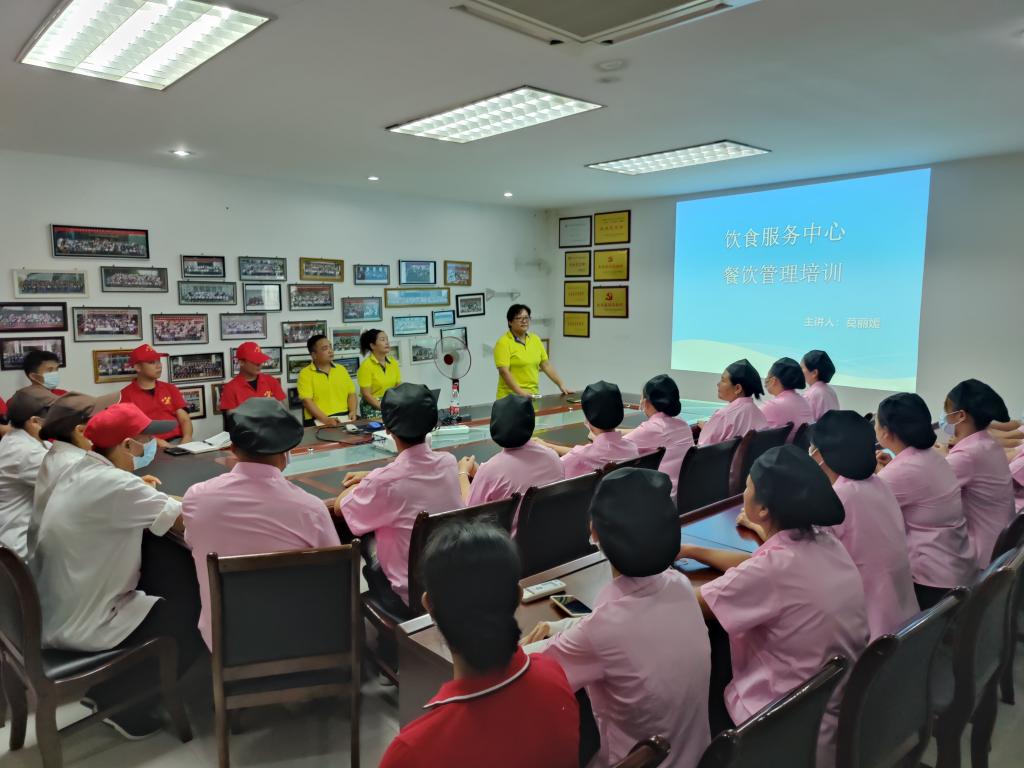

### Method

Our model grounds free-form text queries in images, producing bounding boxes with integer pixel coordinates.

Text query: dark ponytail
[877,393,936,449]
[359,329,383,356]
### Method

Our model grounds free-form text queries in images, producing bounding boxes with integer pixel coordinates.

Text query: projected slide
[672,169,931,392]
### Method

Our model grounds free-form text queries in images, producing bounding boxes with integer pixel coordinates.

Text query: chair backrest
[514,472,602,576]
[729,426,791,495]
[601,447,666,474]
[790,422,811,450]
[990,512,1024,563]
[0,547,43,676]
[836,588,968,768]
[697,656,849,768]
[612,736,671,768]
[406,494,522,614]
[676,437,742,515]
[207,543,361,672]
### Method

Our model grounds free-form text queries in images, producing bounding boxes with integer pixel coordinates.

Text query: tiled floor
[1,652,1022,767]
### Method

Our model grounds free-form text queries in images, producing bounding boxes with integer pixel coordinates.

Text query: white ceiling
[2,0,1023,209]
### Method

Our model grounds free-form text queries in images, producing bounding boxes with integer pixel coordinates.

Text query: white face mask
[42,371,60,390]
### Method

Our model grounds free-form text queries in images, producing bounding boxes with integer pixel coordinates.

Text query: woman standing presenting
[357,329,401,419]
[494,304,572,399]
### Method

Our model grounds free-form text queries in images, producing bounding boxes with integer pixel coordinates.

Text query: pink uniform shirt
[702,530,868,768]
[803,381,840,421]
[561,431,640,479]
[543,571,711,768]
[759,389,813,436]
[830,476,918,640]
[698,397,768,446]
[878,447,977,589]
[340,443,462,603]
[946,430,1015,567]
[624,412,694,499]
[466,442,564,524]
[182,462,341,649]
[1010,441,1024,512]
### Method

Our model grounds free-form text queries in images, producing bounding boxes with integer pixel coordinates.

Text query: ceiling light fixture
[387,86,602,144]
[367,176,380,181]
[503,192,514,198]
[587,140,768,175]
[19,0,270,91]
[170,148,192,157]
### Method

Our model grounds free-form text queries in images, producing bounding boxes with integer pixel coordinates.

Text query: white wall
[545,151,1024,419]
[0,150,550,439]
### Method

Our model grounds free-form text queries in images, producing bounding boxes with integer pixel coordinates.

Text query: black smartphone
[163,446,189,456]
[550,594,592,617]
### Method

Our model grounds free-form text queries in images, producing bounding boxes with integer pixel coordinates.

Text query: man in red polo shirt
[219,342,285,413]
[119,344,192,447]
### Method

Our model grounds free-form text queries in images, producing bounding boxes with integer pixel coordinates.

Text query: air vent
[454,0,760,45]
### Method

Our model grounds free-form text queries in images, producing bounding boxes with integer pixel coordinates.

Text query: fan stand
[440,378,465,425]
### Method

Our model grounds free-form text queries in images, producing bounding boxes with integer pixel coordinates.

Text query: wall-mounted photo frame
[282,319,328,346]
[288,283,334,311]
[331,327,361,355]
[593,249,630,281]
[558,216,591,248]
[211,383,225,415]
[168,352,226,384]
[100,265,169,293]
[564,251,591,278]
[337,356,360,377]
[178,281,237,305]
[384,288,450,308]
[91,348,137,384]
[564,281,590,307]
[440,326,468,346]
[230,345,282,375]
[287,387,302,409]
[220,312,268,341]
[392,315,429,337]
[431,309,455,327]
[285,353,309,383]
[341,296,383,322]
[593,285,629,318]
[1,337,66,371]
[398,260,436,285]
[563,311,591,338]
[13,269,88,299]
[299,257,344,282]
[179,386,207,420]
[353,264,390,285]
[181,255,226,280]
[444,260,472,287]
[72,306,142,342]
[541,337,550,356]
[243,283,282,313]
[593,210,631,245]
[238,256,287,282]
[152,313,209,345]
[0,303,68,333]
[410,337,436,365]
[52,224,149,259]
[455,292,485,318]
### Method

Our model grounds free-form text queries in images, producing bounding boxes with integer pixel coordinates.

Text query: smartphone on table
[550,594,592,618]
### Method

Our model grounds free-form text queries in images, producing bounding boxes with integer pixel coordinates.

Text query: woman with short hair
[493,303,571,399]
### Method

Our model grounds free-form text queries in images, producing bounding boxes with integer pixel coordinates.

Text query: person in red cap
[219,342,286,413]
[0,394,10,438]
[119,344,193,447]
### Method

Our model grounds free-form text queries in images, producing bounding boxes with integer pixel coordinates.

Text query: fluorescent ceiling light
[19,0,270,91]
[367,175,380,181]
[503,191,514,197]
[170,148,192,156]
[387,86,602,144]
[587,140,768,175]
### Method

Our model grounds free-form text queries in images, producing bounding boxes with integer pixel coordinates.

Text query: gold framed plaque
[593,249,629,281]
[594,210,631,245]
[563,311,590,338]
[564,250,591,277]
[593,286,629,318]
[563,281,591,307]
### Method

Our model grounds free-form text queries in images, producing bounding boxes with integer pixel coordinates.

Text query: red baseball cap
[128,344,169,366]
[236,341,271,364]
[83,403,177,448]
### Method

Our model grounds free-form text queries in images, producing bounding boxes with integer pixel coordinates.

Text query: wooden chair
[728,425,791,496]
[0,547,192,768]
[836,588,967,768]
[790,422,811,450]
[514,472,602,576]
[612,735,671,768]
[697,656,848,768]
[207,543,362,768]
[995,513,1024,704]
[676,437,742,515]
[601,447,667,474]
[932,546,1024,768]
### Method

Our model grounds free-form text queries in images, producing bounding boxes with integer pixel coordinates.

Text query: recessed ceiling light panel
[19,0,270,91]
[587,140,768,175]
[387,86,602,144]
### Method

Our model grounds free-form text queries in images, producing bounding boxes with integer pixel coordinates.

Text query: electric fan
[434,336,472,423]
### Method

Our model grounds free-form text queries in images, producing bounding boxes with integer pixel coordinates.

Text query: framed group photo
[100,265,169,293]
[231,345,282,375]
[288,283,334,310]
[181,255,226,280]
[0,302,68,332]
[282,319,327,346]
[441,326,468,346]
[431,309,455,327]
[443,260,472,287]
[178,281,237,305]
[220,312,268,340]
[410,337,436,365]
[13,269,88,299]
[179,386,207,420]
[341,296,383,323]
[285,353,309,383]
[398,260,436,286]
[337,356,359,377]
[243,283,282,313]
[455,292,485,318]
[152,313,209,345]
[331,328,361,356]
[353,264,390,285]
[299,258,344,282]
[392,315,428,337]
[1,337,66,372]
[384,288,450,308]
[72,306,142,342]
[92,348,138,384]
[168,352,226,384]
[52,225,149,259]
[211,383,225,415]
[238,256,287,281]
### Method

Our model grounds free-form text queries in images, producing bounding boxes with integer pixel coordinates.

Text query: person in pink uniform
[760,357,813,438]
[621,374,693,499]
[524,468,711,768]
[535,381,639,479]
[698,359,768,446]
[182,398,341,650]
[875,393,977,609]
[683,445,868,768]
[801,350,840,421]
[458,395,563,521]
[939,379,1014,568]
[809,410,917,640]
[336,383,461,617]
[1011,442,1024,512]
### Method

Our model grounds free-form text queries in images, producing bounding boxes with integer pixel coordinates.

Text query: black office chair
[836,589,967,768]
[790,422,811,451]
[995,513,1024,704]
[729,426,791,496]
[676,437,742,515]
[514,472,602,576]
[601,447,667,474]
[697,656,849,768]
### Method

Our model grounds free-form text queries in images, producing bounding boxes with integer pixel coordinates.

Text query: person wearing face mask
[0,388,57,556]
[18,349,68,396]
[619,374,694,500]
[801,350,841,420]
[940,379,1015,568]
[697,359,768,445]
[119,344,193,448]
[760,357,813,438]
[32,403,202,739]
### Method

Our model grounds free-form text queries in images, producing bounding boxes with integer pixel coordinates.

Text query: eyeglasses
[513,315,530,322]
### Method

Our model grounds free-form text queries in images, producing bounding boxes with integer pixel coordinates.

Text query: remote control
[522,579,567,603]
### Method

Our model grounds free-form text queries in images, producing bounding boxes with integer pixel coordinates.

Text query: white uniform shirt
[33,451,181,651]
[27,441,87,562]
[0,429,48,556]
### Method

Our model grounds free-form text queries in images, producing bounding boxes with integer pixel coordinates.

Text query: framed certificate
[563,281,590,307]
[563,311,590,338]
[564,251,591,277]
[593,286,629,318]
[593,249,629,281]
[558,216,591,248]
[594,210,630,245]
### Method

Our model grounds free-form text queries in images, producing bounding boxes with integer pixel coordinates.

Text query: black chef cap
[768,357,806,391]
[382,383,439,442]
[802,350,836,383]
[877,393,936,449]
[749,445,845,530]
[810,410,876,480]
[229,397,304,455]
[582,381,624,430]
[489,395,534,448]
[947,379,1010,430]
[726,359,765,399]
[643,374,682,417]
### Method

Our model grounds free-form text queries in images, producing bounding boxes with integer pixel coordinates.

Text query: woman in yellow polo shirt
[494,303,573,399]
[297,334,357,426]
[356,328,402,419]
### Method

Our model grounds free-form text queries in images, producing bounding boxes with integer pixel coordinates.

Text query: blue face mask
[133,438,158,471]
[938,410,963,436]
[42,371,60,390]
